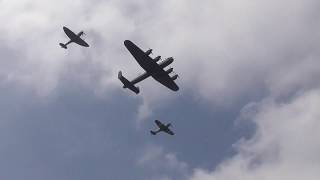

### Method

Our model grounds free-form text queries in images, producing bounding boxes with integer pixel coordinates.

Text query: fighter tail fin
[59,43,67,49]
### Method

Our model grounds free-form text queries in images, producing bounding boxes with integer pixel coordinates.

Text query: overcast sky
[1,0,320,179]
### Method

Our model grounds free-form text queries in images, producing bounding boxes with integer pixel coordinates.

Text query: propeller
[80,32,87,39]
[174,74,180,79]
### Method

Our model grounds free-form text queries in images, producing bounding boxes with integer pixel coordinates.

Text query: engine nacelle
[160,57,174,68]
[171,74,178,80]
[165,68,173,74]
[145,49,152,55]
[154,56,161,62]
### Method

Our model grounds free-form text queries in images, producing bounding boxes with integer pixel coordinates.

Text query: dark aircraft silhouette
[150,120,174,135]
[118,40,179,94]
[59,26,89,49]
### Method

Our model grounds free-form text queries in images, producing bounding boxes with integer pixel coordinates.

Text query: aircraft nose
[124,40,131,46]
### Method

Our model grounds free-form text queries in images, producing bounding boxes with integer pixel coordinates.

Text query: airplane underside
[119,40,179,94]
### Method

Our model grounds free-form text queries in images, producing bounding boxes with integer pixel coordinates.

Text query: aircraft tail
[59,43,67,49]
[118,71,140,94]
[150,131,157,135]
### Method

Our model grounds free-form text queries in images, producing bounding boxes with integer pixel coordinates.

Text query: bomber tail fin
[118,71,140,94]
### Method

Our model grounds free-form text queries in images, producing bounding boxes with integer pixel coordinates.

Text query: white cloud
[2,0,320,116]
[1,0,320,179]
[190,89,320,180]
[137,145,189,179]
[0,0,135,96]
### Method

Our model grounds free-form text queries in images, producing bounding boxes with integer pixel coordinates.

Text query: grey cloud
[190,90,320,180]
[1,0,320,105]
[1,0,320,179]
[137,145,189,180]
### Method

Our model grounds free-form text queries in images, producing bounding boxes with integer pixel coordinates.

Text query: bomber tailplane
[118,71,140,94]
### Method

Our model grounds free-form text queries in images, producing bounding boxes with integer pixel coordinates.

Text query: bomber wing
[152,71,179,91]
[123,40,179,92]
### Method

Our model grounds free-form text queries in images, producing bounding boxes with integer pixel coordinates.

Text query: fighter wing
[63,27,89,47]
[165,128,175,135]
[74,38,89,47]
[155,120,164,128]
[152,71,179,91]
[63,27,78,40]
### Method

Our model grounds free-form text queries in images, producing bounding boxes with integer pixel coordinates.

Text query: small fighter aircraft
[150,120,174,135]
[118,40,179,94]
[59,26,89,49]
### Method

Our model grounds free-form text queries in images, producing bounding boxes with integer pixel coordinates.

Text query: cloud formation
[191,90,320,180]
[1,0,320,179]
[2,0,319,106]
[180,0,320,179]
[137,145,189,180]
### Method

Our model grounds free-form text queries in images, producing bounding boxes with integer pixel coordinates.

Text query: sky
[1,0,320,179]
